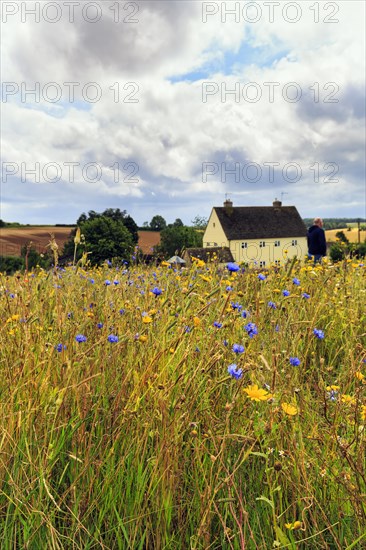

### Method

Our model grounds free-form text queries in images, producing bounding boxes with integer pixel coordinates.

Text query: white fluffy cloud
[1,0,365,224]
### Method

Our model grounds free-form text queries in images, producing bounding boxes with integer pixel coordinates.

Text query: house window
[259,241,266,248]
[292,239,298,246]
[274,260,281,266]
[214,242,217,246]
[274,240,280,247]
[260,261,266,267]
[241,242,248,249]
[205,242,210,246]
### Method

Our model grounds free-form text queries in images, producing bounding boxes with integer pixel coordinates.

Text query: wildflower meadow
[0,257,365,549]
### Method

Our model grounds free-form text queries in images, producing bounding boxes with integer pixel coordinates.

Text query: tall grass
[0,258,365,549]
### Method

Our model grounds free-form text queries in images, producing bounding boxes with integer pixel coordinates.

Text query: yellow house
[203,199,308,267]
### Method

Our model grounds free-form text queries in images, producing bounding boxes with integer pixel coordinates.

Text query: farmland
[0,227,74,257]
[0,227,160,257]
[0,258,365,549]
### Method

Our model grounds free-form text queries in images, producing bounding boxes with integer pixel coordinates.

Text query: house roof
[183,247,234,263]
[213,206,307,240]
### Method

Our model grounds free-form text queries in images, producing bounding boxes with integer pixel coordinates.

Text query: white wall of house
[203,209,229,247]
[229,237,308,266]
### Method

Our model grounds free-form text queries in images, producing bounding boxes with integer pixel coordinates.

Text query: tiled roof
[214,206,307,240]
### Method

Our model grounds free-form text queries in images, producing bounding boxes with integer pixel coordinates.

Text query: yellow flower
[281,402,298,416]
[355,371,364,381]
[148,309,157,316]
[244,384,272,402]
[341,394,356,405]
[191,257,205,268]
[326,385,340,391]
[361,405,366,421]
[285,521,302,530]
[199,275,212,282]
[193,316,201,327]
[142,316,152,324]
[169,347,175,354]
[138,335,147,342]
[161,261,170,267]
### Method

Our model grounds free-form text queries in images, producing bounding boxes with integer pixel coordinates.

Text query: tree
[159,226,203,257]
[79,217,133,265]
[191,215,208,229]
[172,218,184,227]
[63,209,137,264]
[150,215,167,231]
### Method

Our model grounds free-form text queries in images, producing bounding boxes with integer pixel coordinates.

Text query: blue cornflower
[226,286,233,291]
[289,357,301,366]
[232,343,245,354]
[67,312,73,319]
[275,324,280,332]
[292,277,300,286]
[223,339,228,347]
[282,289,290,296]
[113,280,120,285]
[268,301,277,309]
[106,260,112,267]
[302,292,310,299]
[55,344,66,352]
[244,322,258,338]
[213,321,223,328]
[97,323,103,329]
[75,334,87,343]
[119,309,125,315]
[227,262,240,272]
[108,334,119,343]
[241,310,249,319]
[184,326,191,333]
[104,280,111,286]
[231,302,243,311]
[228,363,243,379]
[151,287,163,296]
[89,278,95,284]
[258,273,266,281]
[327,389,338,402]
[9,293,15,298]
[313,328,325,339]
[195,346,200,353]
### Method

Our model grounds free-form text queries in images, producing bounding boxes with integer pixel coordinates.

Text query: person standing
[307,217,326,263]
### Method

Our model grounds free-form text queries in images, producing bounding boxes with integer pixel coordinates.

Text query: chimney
[224,198,233,215]
[273,198,282,208]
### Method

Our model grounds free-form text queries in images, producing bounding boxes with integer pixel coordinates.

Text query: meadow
[0,257,365,549]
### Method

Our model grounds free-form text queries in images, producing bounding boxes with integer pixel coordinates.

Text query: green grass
[0,258,365,549]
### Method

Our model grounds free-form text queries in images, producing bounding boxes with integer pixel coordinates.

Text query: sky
[1,0,365,225]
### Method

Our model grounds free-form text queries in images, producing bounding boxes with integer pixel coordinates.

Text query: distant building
[202,199,307,267]
[183,246,234,266]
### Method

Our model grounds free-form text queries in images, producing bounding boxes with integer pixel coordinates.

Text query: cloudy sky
[1,0,365,225]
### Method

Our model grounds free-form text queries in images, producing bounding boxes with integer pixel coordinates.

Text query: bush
[0,256,24,274]
[329,243,345,262]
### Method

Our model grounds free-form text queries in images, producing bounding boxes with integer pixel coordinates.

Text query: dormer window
[259,241,266,247]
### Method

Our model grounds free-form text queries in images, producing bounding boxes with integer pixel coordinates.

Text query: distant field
[0,226,74,256]
[0,227,160,256]
[326,227,366,243]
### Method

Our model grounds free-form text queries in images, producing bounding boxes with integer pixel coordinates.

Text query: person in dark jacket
[307,217,326,263]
